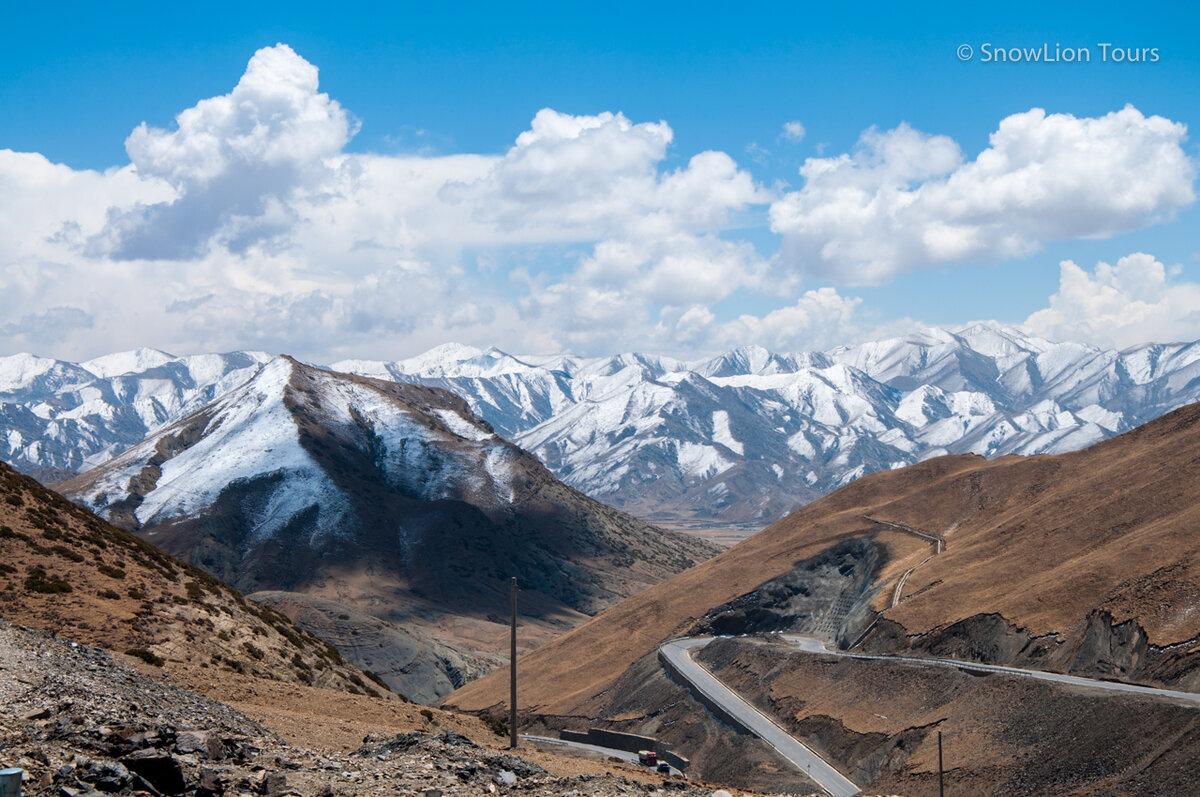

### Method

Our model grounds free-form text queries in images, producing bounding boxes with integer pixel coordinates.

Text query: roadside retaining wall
[558,726,690,771]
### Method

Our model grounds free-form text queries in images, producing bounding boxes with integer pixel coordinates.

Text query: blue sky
[1,1,1198,361]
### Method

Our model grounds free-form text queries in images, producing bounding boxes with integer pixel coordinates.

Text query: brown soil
[0,460,388,698]
[662,522,764,548]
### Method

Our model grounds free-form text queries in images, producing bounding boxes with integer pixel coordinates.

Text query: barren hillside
[445,402,1200,792]
[0,460,391,700]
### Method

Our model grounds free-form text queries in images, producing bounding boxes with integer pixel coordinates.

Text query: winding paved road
[660,637,861,797]
[864,516,945,608]
[781,634,1200,705]
[658,632,1200,797]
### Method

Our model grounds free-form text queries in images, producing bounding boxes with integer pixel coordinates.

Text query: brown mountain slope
[446,400,1200,716]
[0,460,394,700]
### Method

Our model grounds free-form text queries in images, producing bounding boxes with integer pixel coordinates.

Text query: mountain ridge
[4,322,1200,525]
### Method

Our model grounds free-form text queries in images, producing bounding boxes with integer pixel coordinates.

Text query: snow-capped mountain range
[0,348,273,480]
[4,322,1200,524]
[334,323,1200,523]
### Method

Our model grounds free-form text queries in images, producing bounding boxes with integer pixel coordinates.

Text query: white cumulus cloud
[712,287,867,352]
[0,43,1195,363]
[770,106,1196,284]
[781,120,806,142]
[1023,253,1200,348]
[96,43,355,260]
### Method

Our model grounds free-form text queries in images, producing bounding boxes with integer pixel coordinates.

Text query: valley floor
[661,523,763,548]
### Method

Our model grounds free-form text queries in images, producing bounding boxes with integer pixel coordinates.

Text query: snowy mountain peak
[81,347,177,378]
[0,353,93,395]
[693,344,784,377]
[951,322,1056,358]
[67,356,530,539]
[391,342,486,375]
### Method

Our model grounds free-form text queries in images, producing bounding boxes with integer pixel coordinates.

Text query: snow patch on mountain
[711,410,743,455]
[677,441,733,479]
[434,409,494,441]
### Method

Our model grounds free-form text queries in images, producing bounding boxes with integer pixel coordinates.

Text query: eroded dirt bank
[693,636,1200,796]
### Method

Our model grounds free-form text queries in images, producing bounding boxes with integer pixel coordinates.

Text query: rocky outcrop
[689,536,884,647]
[250,592,496,703]
[859,609,1200,691]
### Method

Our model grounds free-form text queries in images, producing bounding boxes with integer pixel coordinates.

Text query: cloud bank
[0,43,1197,361]
[1024,253,1200,349]
[770,107,1195,284]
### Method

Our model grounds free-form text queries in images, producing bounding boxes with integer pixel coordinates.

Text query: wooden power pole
[938,730,944,797]
[509,577,518,750]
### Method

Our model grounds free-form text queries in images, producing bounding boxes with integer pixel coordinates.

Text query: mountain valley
[446,400,1200,793]
[4,331,1200,793]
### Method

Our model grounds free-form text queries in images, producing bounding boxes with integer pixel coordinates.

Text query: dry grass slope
[446,401,1200,714]
[0,460,395,701]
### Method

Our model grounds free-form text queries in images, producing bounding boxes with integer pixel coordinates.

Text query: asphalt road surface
[659,637,861,797]
[660,631,1200,797]
[781,634,1200,705]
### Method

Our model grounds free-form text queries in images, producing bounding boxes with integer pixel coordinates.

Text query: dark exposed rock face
[858,609,1200,691]
[690,536,884,647]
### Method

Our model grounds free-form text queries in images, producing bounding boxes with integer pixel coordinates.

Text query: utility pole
[938,730,944,797]
[509,576,518,750]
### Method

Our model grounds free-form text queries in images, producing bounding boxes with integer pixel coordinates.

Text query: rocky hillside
[2,620,783,797]
[0,460,390,699]
[60,357,717,701]
[447,401,1200,793]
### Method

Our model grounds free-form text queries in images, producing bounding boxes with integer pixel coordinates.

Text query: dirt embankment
[693,636,1200,796]
[520,651,824,795]
[860,608,1200,693]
